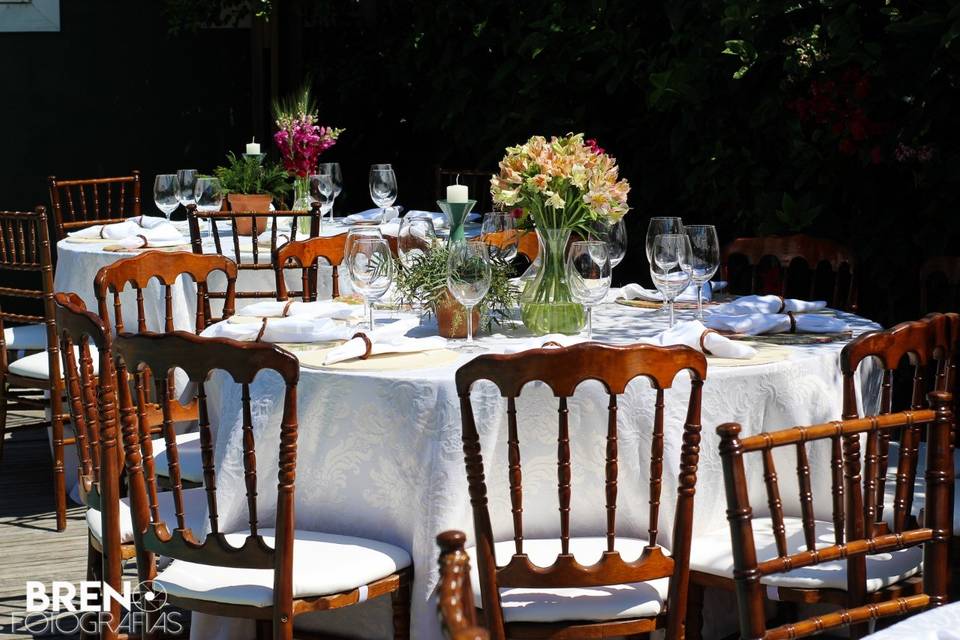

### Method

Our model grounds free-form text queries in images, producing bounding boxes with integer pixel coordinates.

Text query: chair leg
[81,538,102,640]
[0,381,8,462]
[391,580,411,640]
[51,413,67,531]
[684,581,705,640]
[256,619,273,640]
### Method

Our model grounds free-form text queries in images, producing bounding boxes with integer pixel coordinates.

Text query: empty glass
[566,240,611,339]
[176,169,198,212]
[347,237,394,331]
[480,212,519,263]
[369,165,398,223]
[646,217,684,312]
[309,173,335,216]
[153,174,180,220]
[650,233,692,327]
[594,218,627,270]
[447,241,491,352]
[684,224,720,319]
[193,177,224,213]
[397,213,438,268]
[316,162,343,220]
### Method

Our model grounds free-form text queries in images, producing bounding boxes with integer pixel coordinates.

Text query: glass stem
[466,305,474,343]
[669,300,675,327]
[587,306,593,340]
[367,300,374,331]
[696,284,704,320]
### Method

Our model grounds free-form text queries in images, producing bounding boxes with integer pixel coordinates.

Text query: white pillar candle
[246,139,261,155]
[446,183,469,203]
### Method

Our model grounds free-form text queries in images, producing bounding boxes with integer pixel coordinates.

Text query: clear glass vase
[519,227,586,335]
[292,176,312,235]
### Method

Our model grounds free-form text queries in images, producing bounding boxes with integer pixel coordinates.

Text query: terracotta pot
[226,193,273,235]
[433,292,481,339]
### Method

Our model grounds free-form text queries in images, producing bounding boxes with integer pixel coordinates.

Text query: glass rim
[684,224,716,230]
[648,216,682,221]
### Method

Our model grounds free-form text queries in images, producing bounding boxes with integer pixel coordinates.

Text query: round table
[187,300,881,640]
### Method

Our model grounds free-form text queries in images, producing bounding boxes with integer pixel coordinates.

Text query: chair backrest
[48,172,142,240]
[114,332,300,603]
[187,204,321,303]
[435,167,495,214]
[93,250,238,334]
[716,389,953,639]
[455,342,707,638]
[721,234,857,310]
[437,531,490,640]
[274,234,347,300]
[920,256,960,314]
[515,231,539,262]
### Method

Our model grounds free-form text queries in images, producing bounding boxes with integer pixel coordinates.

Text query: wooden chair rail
[48,172,142,240]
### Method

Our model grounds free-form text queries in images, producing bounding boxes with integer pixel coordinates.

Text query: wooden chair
[0,207,72,530]
[114,331,413,640]
[516,231,539,263]
[455,342,707,639]
[436,167,494,214]
[437,530,489,640]
[709,389,953,640]
[721,234,857,311]
[187,203,321,306]
[275,234,347,300]
[920,256,960,314]
[48,171,142,240]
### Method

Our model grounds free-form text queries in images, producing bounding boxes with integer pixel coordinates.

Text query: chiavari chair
[437,531,490,640]
[114,331,413,640]
[721,234,858,311]
[187,203,322,307]
[436,167,495,214]
[455,342,707,639]
[0,207,72,530]
[516,231,539,263]
[707,390,953,640]
[94,250,238,487]
[274,234,347,301]
[48,171,142,241]
[920,256,960,314]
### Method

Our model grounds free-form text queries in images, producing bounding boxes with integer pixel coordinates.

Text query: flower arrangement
[272,86,343,178]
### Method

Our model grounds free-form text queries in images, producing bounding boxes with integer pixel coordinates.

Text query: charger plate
[289,342,460,371]
[615,295,735,311]
[102,243,192,253]
[723,331,851,346]
[707,343,792,368]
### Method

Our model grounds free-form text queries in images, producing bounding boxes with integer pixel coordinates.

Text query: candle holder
[242,153,266,164]
[437,199,476,245]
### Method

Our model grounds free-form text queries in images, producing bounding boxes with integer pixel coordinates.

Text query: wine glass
[446,241,491,352]
[650,233,692,327]
[594,218,627,270]
[193,177,224,213]
[566,240,611,340]
[684,225,720,320]
[347,237,394,331]
[397,213,437,268]
[369,165,398,223]
[153,174,180,220]
[176,169,198,215]
[480,212,519,263]
[309,173,335,220]
[317,162,343,221]
[345,226,384,260]
[645,217,684,312]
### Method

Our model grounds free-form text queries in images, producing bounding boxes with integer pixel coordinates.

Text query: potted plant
[214,152,292,235]
[394,245,518,338]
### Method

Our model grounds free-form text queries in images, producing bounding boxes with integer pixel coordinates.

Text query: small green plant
[214,152,292,200]
[393,244,519,331]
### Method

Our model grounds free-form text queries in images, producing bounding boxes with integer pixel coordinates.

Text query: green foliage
[213,152,291,199]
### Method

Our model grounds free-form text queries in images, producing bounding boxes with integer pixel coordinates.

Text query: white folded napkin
[237,300,359,320]
[256,228,291,247]
[500,334,588,354]
[405,210,448,229]
[345,207,402,225]
[705,312,848,336]
[69,217,186,247]
[200,316,353,343]
[711,294,825,315]
[640,320,756,359]
[620,282,713,303]
[321,318,444,364]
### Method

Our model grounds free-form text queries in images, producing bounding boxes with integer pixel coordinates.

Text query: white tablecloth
[186,302,881,640]
[865,602,960,639]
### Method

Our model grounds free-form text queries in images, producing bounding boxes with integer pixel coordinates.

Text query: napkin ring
[281,300,295,317]
[352,332,373,359]
[541,341,563,349]
[787,311,797,333]
[776,295,786,313]
[255,318,270,342]
[136,234,149,248]
[699,329,719,356]
[99,226,108,239]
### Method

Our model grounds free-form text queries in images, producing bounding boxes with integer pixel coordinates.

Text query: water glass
[650,233,692,327]
[153,174,180,220]
[446,241,491,352]
[317,162,343,220]
[566,240,611,339]
[646,217,684,311]
[193,177,224,213]
[347,237,394,331]
[309,173,335,217]
[369,165,398,223]
[684,224,720,319]
[480,212,519,263]
[398,213,437,268]
[176,169,198,209]
[593,218,627,269]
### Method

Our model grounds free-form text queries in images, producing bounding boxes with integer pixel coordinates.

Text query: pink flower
[585,138,605,155]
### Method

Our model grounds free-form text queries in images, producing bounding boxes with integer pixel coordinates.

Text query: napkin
[705,312,848,336]
[500,333,588,354]
[620,282,713,303]
[344,207,402,225]
[236,300,359,321]
[641,320,756,359]
[200,316,353,343]
[69,217,186,247]
[256,228,291,247]
[711,294,825,315]
[321,318,446,364]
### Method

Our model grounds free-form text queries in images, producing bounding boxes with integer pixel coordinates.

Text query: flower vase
[519,227,585,335]
[293,176,311,235]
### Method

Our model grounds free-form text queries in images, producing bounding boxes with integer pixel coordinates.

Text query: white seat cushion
[466,537,669,623]
[689,517,922,592]
[86,486,208,545]
[152,432,203,483]
[7,346,100,380]
[3,323,47,350]
[154,529,411,607]
[882,441,960,531]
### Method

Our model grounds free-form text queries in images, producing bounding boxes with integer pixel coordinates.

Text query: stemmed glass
[650,233,692,327]
[153,175,180,220]
[594,218,627,271]
[316,162,343,221]
[566,240,612,339]
[176,169,198,218]
[309,173,334,221]
[646,217,684,312]
[347,237,394,331]
[684,225,720,320]
[397,213,437,267]
[369,165,398,223]
[193,177,224,213]
[446,241,491,352]
[480,212,519,263]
